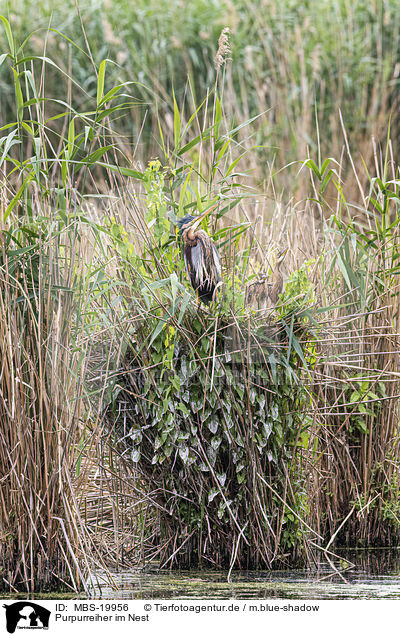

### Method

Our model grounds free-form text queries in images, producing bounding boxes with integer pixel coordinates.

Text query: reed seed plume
[215,27,231,70]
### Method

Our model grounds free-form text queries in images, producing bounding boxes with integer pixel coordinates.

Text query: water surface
[88,549,400,600]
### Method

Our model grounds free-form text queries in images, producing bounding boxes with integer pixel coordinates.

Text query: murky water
[87,549,400,600]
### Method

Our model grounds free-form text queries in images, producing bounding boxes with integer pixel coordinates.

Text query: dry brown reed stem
[0,245,78,590]
[0,189,119,592]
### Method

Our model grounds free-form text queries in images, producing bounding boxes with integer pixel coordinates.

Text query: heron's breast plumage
[183,230,221,304]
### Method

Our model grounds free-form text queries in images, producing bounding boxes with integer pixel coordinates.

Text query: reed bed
[2,0,400,197]
[0,6,400,591]
[100,163,400,570]
[0,191,90,592]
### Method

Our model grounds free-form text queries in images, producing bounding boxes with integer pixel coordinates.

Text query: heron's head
[177,201,219,235]
[176,203,218,236]
[177,214,196,235]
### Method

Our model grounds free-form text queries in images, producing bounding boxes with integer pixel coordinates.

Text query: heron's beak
[190,202,219,230]
[278,247,289,261]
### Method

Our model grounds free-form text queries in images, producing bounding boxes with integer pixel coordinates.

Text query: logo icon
[3,602,51,633]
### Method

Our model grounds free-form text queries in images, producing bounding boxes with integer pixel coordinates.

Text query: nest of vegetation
[105,306,312,570]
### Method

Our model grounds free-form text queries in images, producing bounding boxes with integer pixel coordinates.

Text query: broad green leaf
[97,161,144,180]
[95,105,127,123]
[4,171,35,220]
[227,111,267,138]
[0,15,14,57]
[0,128,20,167]
[68,118,75,156]
[98,84,124,107]
[86,145,113,165]
[305,158,321,179]
[97,59,107,107]
[177,291,192,325]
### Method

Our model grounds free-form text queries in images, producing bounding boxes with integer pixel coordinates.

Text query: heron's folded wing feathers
[211,242,222,281]
[184,242,205,287]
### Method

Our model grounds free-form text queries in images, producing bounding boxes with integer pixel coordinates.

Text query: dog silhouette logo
[3,602,50,633]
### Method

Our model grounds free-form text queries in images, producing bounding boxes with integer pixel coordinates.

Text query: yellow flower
[148,159,161,172]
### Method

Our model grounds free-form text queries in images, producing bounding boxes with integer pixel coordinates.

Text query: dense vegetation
[2,0,400,195]
[0,1,399,593]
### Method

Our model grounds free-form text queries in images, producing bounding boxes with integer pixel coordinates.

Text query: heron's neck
[187,227,196,241]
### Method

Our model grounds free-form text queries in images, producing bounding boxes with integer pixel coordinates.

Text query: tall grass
[99,91,400,567]
[0,195,88,591]
[0,14,135,591]
[2,0,400,197]
[305,145,400,545]
[0,5,400,592]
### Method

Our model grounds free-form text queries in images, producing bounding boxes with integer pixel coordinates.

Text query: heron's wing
[210,241,222,282]
[184,234,222,303]
[184,242,205,288]
[183,244,192,278]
